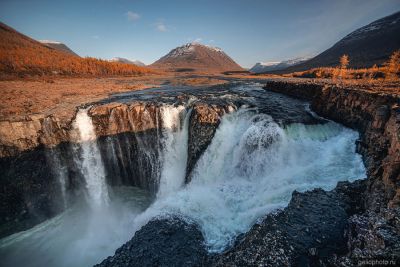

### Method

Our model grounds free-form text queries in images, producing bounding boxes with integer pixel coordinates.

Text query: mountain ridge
[278,11,400,73]
[0,21,151,77]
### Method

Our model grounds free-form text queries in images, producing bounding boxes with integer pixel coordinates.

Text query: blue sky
[0,0,399,68]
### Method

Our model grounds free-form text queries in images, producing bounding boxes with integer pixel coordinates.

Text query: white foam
[133,109,366,252]
[73,108,109,208]
[157,105,190,198]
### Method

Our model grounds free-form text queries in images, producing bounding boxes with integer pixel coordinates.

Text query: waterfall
[46,149,68,209]
[157,105,191,198]
[0,97,368,267]
[41,117,69,209]
[133,108,366,252]
[99,104,190,194]
[73,108,109,208]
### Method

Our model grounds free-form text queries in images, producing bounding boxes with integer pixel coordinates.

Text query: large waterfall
[131,108,365,252]
[0,86,366,267]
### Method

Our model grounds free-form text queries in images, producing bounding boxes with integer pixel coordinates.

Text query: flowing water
[0,83,366,266]
[131,109,365,252]
[73,108,110,208]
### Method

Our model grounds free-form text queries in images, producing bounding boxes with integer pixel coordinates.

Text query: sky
[0,0,399,68]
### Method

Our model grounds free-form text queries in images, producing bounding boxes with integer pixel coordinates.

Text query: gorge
[1,81,392,266]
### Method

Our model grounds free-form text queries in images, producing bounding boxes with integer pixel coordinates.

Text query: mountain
[39,40,79,56]
[250,57,309,73]
[0,22,151,77]
[280,11,400,73]
[151,43,243,73]
[110,57,146,66]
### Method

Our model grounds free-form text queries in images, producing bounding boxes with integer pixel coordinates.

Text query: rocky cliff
[254,80,400,264]
[264,80,400,210]
[0,99,230,238]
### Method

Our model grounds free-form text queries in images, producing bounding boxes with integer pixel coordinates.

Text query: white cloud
[126,11,140,21]
[193,37,202,43]
[155,22,168,32]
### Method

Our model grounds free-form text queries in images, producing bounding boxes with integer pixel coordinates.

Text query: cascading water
[73,107,109,208]
[45,148,68,209]
[0,85,367,267]
[157,105,191,198]
[132,108,366,252]
[0,104,193,267]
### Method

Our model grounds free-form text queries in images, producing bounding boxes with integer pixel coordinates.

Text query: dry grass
[284,66,388,80]
[284,50,400,82]
[0,74,231,122]
[0,76,168,121]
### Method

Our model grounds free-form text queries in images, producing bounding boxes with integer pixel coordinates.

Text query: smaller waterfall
[46,149,68,209]
[157,105,191,198]
[73,108,109,208]
[42,117,68,209]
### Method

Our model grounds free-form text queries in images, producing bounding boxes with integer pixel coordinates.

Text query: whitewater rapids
[133,108,366,252]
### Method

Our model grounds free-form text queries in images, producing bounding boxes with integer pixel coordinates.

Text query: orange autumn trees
[384,49,400,80]
[290,50,400,81]
[0,22,153,78]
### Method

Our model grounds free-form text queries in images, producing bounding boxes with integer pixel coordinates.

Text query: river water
[0,83,366,266]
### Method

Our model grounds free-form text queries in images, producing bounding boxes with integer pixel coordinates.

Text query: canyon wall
[264,81,400,210]
[256,80,400,264]
[0,100,229,237]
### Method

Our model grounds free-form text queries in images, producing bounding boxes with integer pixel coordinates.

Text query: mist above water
[0,187,152,267]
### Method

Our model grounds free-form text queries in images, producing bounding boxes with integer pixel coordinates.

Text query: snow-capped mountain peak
[151,42,243,72]
[39,40,63,44]
[250,57,310,73]
[109,57,145,66]
[162,43,225,59]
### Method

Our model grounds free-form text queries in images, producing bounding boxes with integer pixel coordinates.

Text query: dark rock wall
[263,80,400,264]
[186,103,229,182]
[0,143,84,238]
[265,81,400,210]
[0,100,225,238]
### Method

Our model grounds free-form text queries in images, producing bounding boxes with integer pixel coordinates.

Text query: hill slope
[280,11,400,73]
[39,40,79,56]
[0,22,152,77]
[151,43,243,73]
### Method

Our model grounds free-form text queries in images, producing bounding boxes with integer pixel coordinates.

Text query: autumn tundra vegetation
[287,50,400,81]
[0,22,153,79]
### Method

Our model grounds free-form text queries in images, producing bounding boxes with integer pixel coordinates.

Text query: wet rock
[0,144,77,238]
[327,208,400,266]
[263,80,400,265]
[347,209,400,260]
[212,181,366,266]
[95,217,208,267]
[186,102,229,182]
[264,80,400,211]
[96,131,161,193]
